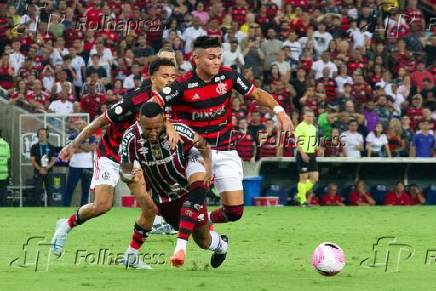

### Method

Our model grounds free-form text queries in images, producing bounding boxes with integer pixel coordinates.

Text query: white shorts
[186,149,243,193]
[90,157,120,190]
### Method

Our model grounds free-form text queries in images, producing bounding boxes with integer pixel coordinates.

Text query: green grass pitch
[2,207,436,291]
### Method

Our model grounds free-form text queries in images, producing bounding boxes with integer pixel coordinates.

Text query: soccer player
[120,102,228,268]
[295,109,319,205]
[50,59,178,259]
[153,36,293,225]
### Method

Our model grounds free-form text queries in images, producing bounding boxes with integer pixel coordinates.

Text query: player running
[50,59,178,260]
[153,36,293,225]
[120,102,228,268]
[295,109,319,205]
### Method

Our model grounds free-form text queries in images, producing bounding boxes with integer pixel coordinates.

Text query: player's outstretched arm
[193,133,212,187]
[249,88,294,133]
[60,114,108,161]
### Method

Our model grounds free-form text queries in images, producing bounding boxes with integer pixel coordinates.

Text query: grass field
[2,207,436,291]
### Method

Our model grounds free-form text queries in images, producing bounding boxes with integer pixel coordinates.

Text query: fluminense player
[50,59,178,262]
[120,102,228,268]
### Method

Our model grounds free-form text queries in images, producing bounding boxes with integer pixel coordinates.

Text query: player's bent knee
[224,204,244,222]
[93,202,112,215]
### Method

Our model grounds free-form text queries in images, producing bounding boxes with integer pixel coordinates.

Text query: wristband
[273,105,285,114]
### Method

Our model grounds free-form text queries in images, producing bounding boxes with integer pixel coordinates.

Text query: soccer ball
[312,242,345,276]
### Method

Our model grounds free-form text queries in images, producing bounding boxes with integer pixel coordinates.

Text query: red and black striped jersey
[120,122,197,203]
[235,131,256,161]
[99,86,152,163]
[154,67,255,151]
[259,130,278,158]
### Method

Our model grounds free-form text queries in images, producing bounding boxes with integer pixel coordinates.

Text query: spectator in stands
[235,118,256,163]
[261,29,283,77]
[349,180,375,206]
[387,118,406,157]
[9,39,24,76]
[307,191,320,206]
[0,130,10,206]
[272,49,291,82]
[182,16,207,54]
[27,79,50,112]
[312,51,337,80]
[80,82,106,120]
[375,95,393,130]
[64,119,96,207]
[410,120,435,157]
[86,53,107,82]
[320,128,344,157]
[258,120,278,158]
[248,111,266,143]
[341,119,364,158]
[48,86,73,114]
[409,184,426,205]
[222,39,244,71]
[411,61,433,90]
[366,122,391,157]
[321,183,345,206]
[385,181,411,206]
[30,128,56,206]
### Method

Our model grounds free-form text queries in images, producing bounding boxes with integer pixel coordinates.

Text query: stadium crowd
[0,0,434,163]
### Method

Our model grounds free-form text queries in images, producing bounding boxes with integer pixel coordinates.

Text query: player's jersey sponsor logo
[174,124,195,139]
[237,77,248,91]
[187,82,199,89]
[216,82,228,95]
[192,93,200,100]
[192,105,226,121]
[214,75,225,82]
[141,152,175,166]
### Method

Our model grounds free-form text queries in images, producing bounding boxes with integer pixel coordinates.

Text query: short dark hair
[148,58,175,76]
[158,47,175,55]
[140,102,163,118]
[193,36,221,50]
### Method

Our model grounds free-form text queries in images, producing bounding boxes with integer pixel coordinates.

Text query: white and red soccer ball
[312,242,345,276]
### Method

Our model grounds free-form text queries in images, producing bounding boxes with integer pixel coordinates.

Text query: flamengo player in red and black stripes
[50,59,179,263]
[120,102,228,268]
[153,36,294,226]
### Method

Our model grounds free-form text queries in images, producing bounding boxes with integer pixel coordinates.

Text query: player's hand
[277,111,294,133]
[131,168,143,183]
[166,123,183,150]
[59,144,77,161]
[204,163,213,187]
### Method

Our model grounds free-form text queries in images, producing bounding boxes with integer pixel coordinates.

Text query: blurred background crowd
[0,0,434,161]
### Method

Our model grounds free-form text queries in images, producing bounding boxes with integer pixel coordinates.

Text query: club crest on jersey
[188,82,199,89]
[192,93,200,100]
[162,87,171,94]
[216,82,228,95]
[114,105,123,115]
[161,139,171,151]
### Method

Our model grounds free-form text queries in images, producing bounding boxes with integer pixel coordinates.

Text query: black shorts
[157,196,209,230]
[296,152,318,174]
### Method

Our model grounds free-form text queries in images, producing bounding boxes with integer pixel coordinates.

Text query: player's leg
[122,169,157,269]
[192,203,228,268]
[305,156,319,197]
[209,151,245,223]
[51,157,118,256]
[296,151,310,204]
[172,176,208,264]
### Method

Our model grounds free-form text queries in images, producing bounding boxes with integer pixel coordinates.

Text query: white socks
[153,215,164,226]
[175,238,187,253]
[208,231,228,254]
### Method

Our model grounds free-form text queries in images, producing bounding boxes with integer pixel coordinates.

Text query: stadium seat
[425,185,436,205]
[264,184,288,205]
[371,185,388,205]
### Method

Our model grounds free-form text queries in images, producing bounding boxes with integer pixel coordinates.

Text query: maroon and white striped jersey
[120,122,197,203]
